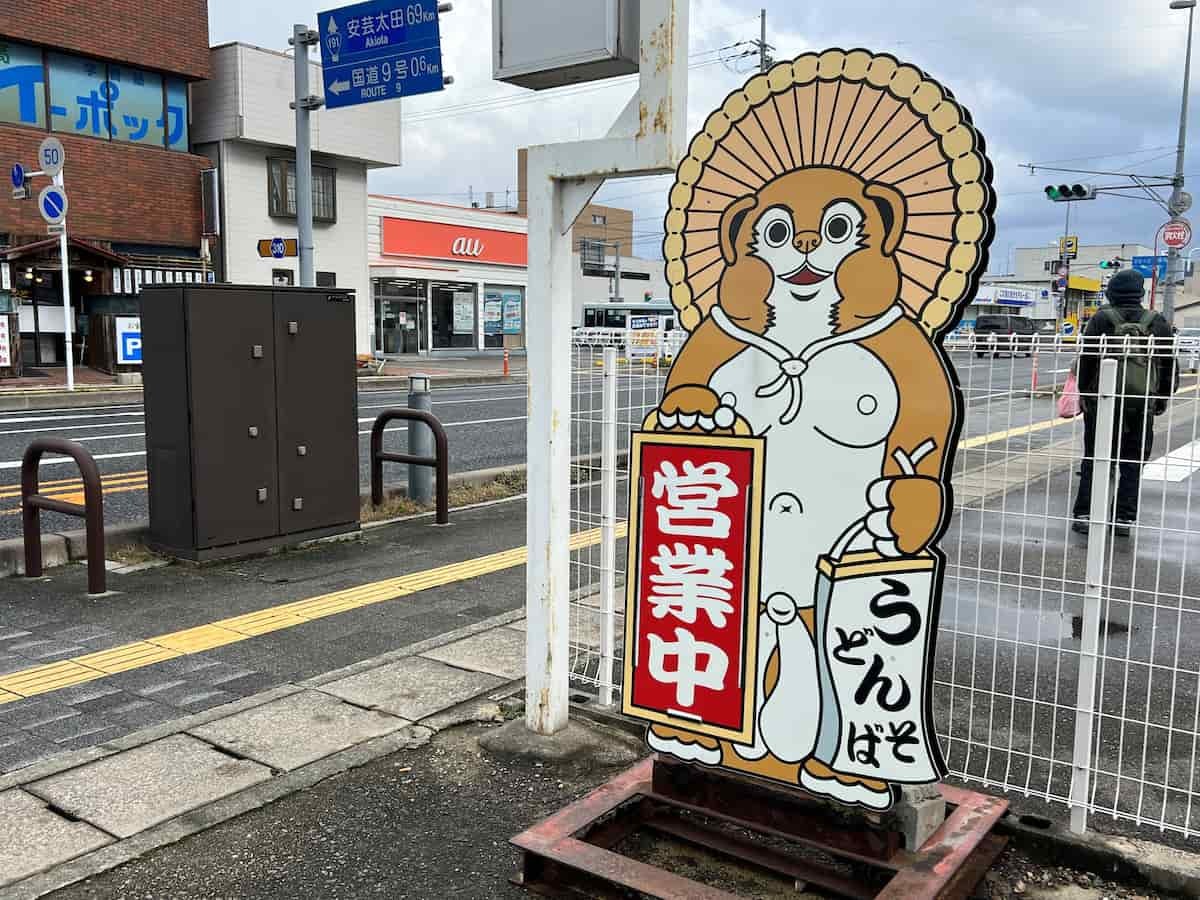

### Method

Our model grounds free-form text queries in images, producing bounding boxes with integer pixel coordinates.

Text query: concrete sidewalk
[0,499,530,774]
[0,607,531,897]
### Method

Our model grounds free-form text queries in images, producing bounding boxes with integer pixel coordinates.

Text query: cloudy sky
[209,0,1196,273]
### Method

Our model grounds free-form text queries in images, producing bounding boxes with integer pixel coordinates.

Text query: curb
[997,815,1200,898]
[357,374,525,391]
[0,387,142,412]
[0,374,525,413]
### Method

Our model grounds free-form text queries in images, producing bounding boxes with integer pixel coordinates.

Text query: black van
[973,314,1037,358]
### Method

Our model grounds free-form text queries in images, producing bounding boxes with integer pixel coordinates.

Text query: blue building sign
[1131,255,1168,280]
[318,0,445,109]
[0,41,46,128]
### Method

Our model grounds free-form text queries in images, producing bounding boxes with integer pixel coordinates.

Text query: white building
[190,43,402,352]
[366,195,670,354]
[368,196,530,354]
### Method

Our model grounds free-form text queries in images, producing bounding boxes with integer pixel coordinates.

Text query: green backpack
[1100,307,1160,403]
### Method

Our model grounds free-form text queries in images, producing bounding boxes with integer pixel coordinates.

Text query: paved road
[0,351,1127,540]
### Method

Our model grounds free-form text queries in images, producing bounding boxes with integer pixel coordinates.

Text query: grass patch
[105,543,163,566]
[360,469,527,524]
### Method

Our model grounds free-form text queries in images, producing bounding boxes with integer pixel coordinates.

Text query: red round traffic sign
[1164,219,1192,249]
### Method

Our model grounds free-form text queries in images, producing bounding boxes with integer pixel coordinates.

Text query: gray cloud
[209,0,1200,271]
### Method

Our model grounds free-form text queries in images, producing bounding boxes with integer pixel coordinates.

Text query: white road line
[0,420,148,436]
[0,402,145,417]
[71,432,146,442]
[0,410,145,425]
[1144,439,1200,482]
[0,450,146,470]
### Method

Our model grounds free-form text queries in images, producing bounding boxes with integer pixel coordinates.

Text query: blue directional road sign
[1132,255,1169,279]
[270,237,286,259]
[10,164,23,190]
[37,185,67,226]
[318,0,445,109]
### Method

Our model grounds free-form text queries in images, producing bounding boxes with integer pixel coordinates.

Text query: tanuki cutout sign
[622,49,995,811]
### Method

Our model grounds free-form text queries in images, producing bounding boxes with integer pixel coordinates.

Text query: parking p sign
[115,316,142,365]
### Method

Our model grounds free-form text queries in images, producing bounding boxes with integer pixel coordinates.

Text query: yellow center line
[0,522,629,703]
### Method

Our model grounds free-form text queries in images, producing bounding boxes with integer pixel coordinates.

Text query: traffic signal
[1098,258,1121,269]
[1045,183,1098,202]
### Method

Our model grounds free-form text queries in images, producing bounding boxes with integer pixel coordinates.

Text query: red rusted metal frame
[510,755,1009,900]
[876,787,1009,899]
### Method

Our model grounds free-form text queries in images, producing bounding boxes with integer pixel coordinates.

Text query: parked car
[1178,326,1200,373]
[973,314,1036,358]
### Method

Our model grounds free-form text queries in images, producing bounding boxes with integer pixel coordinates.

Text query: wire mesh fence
[566,327,1200,837]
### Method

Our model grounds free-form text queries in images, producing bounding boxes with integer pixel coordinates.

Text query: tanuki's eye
[825,214,853,243]
[764,218,792,248]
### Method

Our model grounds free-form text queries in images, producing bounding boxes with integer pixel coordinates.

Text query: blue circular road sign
[270,237,286,259]
[10,163,23,189]
[37,185,67,225]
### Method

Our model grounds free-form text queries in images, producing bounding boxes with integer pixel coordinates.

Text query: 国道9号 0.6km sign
[317,0,445,109]
[1164,219,1192,250]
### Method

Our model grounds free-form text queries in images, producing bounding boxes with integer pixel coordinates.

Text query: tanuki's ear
[719,195,759,265]
[863,181,907,257]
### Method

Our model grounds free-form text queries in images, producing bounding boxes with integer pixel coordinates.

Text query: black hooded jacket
[1076,295,1175,402]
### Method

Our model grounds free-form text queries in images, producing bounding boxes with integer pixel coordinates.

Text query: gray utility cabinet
[140,284,360,560]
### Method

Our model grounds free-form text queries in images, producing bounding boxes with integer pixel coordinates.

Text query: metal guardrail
[369,409,449,525]
[22,438,105,595]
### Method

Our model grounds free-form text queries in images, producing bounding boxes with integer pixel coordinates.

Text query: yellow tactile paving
[75,641,181,674]
[213,608,308,636]
[149,624,247,654]
[0,520,620,701]
[0,660,103,697]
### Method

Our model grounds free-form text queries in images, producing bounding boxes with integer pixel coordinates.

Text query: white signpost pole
[55,168,73,391]
[522,0,690,735]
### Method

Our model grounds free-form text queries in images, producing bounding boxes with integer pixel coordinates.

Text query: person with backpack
[1071,269,1175,536]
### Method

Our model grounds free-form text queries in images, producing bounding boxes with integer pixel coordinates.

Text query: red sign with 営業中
[622,433,764,743]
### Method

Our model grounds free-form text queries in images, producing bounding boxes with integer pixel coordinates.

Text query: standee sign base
[510,756,1007,899]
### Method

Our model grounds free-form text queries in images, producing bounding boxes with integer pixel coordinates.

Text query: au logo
[622,49,995,811]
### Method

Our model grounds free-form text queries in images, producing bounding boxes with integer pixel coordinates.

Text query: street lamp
[1164,0,1197,324]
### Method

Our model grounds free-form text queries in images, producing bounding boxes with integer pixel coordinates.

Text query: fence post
[599,346,618,706]
[1069,357,1118,835]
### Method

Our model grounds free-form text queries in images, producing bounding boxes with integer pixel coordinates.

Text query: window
[316,271,336,287]
[37,49,188,150]
[268,158,337,222]
[107,64,164,147]
[164,78,189,151]
[0,40,46,128]
[49,52,109,138]
[272,269,294,286]
[592,214,606,225]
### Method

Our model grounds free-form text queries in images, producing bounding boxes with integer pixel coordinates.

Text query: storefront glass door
[375,279,428,354]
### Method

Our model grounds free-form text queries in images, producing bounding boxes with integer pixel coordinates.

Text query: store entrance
[375,279,428,354]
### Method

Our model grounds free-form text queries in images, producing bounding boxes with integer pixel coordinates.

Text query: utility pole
[757,9,773,73]
[1164,0,1197,325]
[612,241,622,302]
[291,24,323,288]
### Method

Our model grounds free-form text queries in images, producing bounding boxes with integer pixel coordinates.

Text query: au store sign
[381,217,528,266]
[318,0,444,109]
